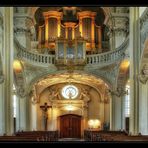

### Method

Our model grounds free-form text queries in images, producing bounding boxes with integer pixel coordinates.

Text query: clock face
[61,85,78,99]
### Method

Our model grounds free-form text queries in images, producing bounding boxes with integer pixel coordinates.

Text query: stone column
[83,106,88,129]
[139,81,148,134]
[30,102,37,131]
[109,88,126,130]
[110,96,115,130]
[113,16,129,48]
[17,94,31,131]
[108,29,114,51]
[38,26,42,48]
[121,95,126,130]
[15,95,20,132]
[129,7,140,135]
[26,96,31,131]
[0,8,5,135]
[114,96,122,130]
[138,64,148,134]
[3,7,14,135]
[14,10,33,49]
[98,26,102,50]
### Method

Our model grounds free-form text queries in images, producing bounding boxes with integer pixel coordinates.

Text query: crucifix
[40,102,52,131]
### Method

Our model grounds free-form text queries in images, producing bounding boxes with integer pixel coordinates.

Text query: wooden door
[60,114,81,138]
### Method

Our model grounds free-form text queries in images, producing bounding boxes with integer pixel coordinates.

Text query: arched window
[61,85,79,99]
[13,85,17,118]
[125,85,130,117]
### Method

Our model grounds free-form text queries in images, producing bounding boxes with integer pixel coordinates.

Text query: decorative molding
[14,13,34,42]
[139,64,148,84]
[140,8,148,52]
[0,13,3,26]
[14,27,31,35]
[108,87,128,97]
[16,85,27,98]
[140,8,148,30]
[113,17,129,35]
[31,89,39,105]
[0,74,4,84]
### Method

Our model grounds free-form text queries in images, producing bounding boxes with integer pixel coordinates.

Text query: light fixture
[13,60,22,73]
[65,104,74,111]
[88,119,101,129]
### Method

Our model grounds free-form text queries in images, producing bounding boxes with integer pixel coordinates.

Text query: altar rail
[14,37,128,67]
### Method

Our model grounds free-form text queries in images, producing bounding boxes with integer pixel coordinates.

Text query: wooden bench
[0,131,59,142]
[84,130,148,142]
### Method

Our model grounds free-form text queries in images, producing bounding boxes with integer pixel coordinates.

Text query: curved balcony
[85,37,129,68]
[14,38,55,67]
[14,37,129,68]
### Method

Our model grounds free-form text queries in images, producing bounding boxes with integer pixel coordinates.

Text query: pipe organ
[37,9,103,63]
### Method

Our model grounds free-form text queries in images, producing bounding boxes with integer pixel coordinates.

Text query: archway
[29,72,111,132]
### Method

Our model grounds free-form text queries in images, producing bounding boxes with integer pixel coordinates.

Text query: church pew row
[0,131,59,142]
[15,131,58,141]
[84,130,148,141]
[0,136,39,141]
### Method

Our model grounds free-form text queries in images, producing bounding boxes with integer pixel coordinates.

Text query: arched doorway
[59,114,81,138]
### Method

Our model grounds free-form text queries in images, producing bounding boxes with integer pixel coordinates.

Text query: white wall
[139,7,147,17]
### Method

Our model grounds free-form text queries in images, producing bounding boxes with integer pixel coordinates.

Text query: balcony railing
[14,37,128,68]
[15,38,55,67]
[86,37,128,67]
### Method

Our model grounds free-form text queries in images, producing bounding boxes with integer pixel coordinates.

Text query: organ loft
[33,7,109,66]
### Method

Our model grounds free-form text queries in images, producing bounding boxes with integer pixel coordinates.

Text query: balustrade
[14,36,128,67]
[86,37,128,65]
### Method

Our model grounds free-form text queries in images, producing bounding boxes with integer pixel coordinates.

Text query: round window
[61,85,78,99]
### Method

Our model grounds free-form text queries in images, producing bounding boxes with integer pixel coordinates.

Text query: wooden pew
[84,130,148,142]
[0,131,59,142]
